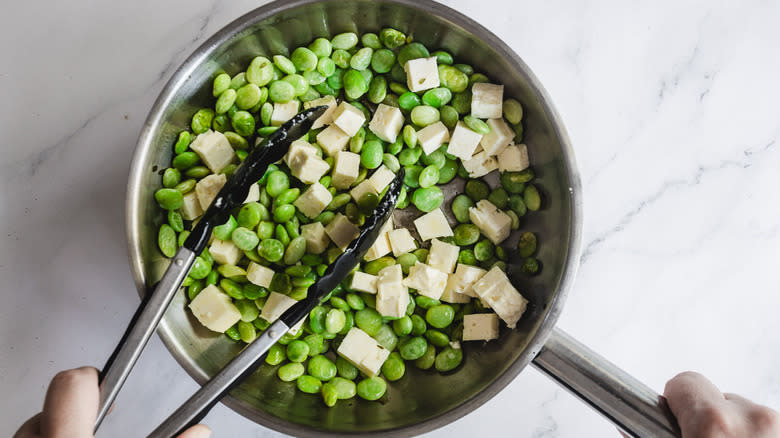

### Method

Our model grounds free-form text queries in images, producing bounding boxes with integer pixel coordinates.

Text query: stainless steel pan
[125,0,680,436]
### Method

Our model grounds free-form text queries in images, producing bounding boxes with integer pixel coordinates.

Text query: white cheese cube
[316,124,351,156]
[331,101,366,137]
[325,213,360,250]
[189,130,235,173]
[243,183,260,204]
[301,222,330,254]
[290,153,330,184]
[294,182,332,218]
[304,95,338,129]
[271,100,300,126]
[288,318,306,336]
[403,262,448,299]
[261,291,297,323]
[246,262,274,288]
[195,173,227,210]
[350,271,378,294]
[440,279,472,303]
[470,83,504,119]
[180,191,204,220]
[376,265,409,318]
[349,180,377,203]
[416,121,450,155]
[337,327,391,377]
[469,199,512,245]
[368,104,404,142]
[479,118,514,156]
[413,208,453,242]
[449,264,487,297]
[209,239,242,266]
[427,239,459,274]
[404,57,440,92]
[332,151,360,189]
[387,228,417,256]
[446,121,483,160]
[463,313,500,341]
[188,285,242,333]
[368,165,396,193]
[471,267,528,328]
[284,139,318,167]
[363,218,394,261]
[498,143,530,172]
[462,150,498,178]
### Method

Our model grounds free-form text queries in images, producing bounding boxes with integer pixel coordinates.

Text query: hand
[664,371,780,438]
[14,367,211,438]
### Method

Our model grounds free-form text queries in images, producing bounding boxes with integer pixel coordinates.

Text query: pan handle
[532,328,681,438]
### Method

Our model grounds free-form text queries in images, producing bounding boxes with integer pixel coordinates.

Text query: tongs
[95,105,403,436]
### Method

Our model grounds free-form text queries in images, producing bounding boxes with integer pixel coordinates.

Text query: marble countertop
[2,0,780,436]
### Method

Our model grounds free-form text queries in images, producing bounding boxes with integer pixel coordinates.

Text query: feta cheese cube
[440,278,472,303]
[349,180,377,203]
[368,165,396,193]
[463,313,500,341]
[469,199,512,245]
[294,182,332,218]
[416,121,450,155]
[479,118,514,156]
[288,318,306,336]
[331,101,366,136]
[189,130,235,173]
[246,262,274,288]
[325,213,360,250]
[290,153,330,184]
[413,208,453,242]
[363,218,393,261]
[376,264,409,318]
[427,239,459,274]
[498,143,530,172]
[448,264,487,297]
[405,57,440,92]
[284,139,318,167]
[368,104,404,142]
[350,271,378,294]
[403,262,448,299]
[332,151,360,189]
[462,150,498,178]
[271,100,300,126]
[316,124,351,156]
[387,228,417,256]
[209,239,242,266]
[471,267,528,328]
[446,121,483,160]
[261,291,297,323]
[180,191,204,220]
[195,173,227,210]
[243,183,260,204]
[337,327,391,377]
[304,95,338,129]
[470,83,504,119]
[188,285,241,333]
[301,222,330,254]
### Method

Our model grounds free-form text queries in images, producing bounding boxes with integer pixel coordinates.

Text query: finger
[177,424,212,438]
[663,371,726,432]
[13,413,42,438]
[40,367,99,438]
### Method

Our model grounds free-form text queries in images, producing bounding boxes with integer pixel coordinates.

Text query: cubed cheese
[261,291,298,323]
[471,267,528,328]
[368,165,396,193]
[294,182,332,218]
[288,318,306,336]
[331,101,366,136]
[246,262,274,288]
[462,150,498,178]
[405,57,440,92]
[195,173,227,210]
[446,121,483,160]
[290,153,330,184]
[376,265,409,318]
[350,271,378,294]
[479,118,514,156]
[416,121,450,155]
[316,125,351,156]
[337,327,390,377]
[325,213,360,250]
[271,100,300,126]
[189,130,235,173]
[413,208,453,242]
[470,83,504,119]
[427,239,459,274]
[448,264,487,297]
[180,191,204,220]
[349,180,377,203]
[387,228,416,256]
[301,222,330,254]
[363,218,393,261]
[462,313,500,341]
[368,104,404,142]
[209,239,242,266]
[332,151,360,189]
[304,95,338,129]
[403,262,448,299]
[469,199,512,245]
[440,278,472,303]
[243,183,260,204]
[188,285,241,333]
[284,139,318,167]
[498,144,530,172]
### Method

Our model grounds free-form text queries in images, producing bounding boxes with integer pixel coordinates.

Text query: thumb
[177,424,212,438]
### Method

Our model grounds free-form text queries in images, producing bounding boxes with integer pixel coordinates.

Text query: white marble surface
[2,0,780,436]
